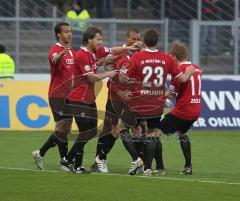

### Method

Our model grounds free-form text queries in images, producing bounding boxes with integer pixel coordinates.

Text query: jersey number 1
[190,75,201,96]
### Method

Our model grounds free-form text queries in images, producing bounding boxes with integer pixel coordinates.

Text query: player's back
[127,49,179,117]
[131,50,176,89]
[171,62,202,120]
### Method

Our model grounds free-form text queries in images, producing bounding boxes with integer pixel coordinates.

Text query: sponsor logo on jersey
[66,59,74,65]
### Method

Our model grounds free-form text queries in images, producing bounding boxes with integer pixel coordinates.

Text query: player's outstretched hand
[61,46,71,56]
[186,65,196,75]
[128,41,143,52]
[106,70,118,78]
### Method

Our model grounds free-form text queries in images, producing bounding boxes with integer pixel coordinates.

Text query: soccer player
[92,28,144,173]
[32,22,76,170]
[112,28,196,175]
[60,26,139,173]
[158,43,202,175]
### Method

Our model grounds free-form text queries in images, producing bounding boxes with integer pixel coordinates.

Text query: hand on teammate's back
[185,65,196,75]
[117,90,133,102]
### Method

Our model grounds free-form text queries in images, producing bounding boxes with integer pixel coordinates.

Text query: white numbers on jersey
[142,66,164,87]
[190,75,201,96]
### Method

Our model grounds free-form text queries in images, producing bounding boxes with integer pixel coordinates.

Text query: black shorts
[121,107,161,128]
[146,116,162,129]
[70,102,98,142]
[105,100,128,124]
[100,100,128,135]
[49,97,73,122]
[158,113,195,135]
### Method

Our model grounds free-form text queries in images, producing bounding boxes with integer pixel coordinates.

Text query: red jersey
[121,49,181,117]
[170,62,202,120]
[107,55,132,101]
[69,46,111,103]
[48,43,75,98]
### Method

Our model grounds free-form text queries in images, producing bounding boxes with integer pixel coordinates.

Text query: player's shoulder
[98,46,111,53]
[75,47,91,64]
[159,51,173,61]
[119,55,130,62]
[50,43,63,50]
[49,45,58,53]
[130,51,142,60]
[76,47,89,57]
[179,62,200,70]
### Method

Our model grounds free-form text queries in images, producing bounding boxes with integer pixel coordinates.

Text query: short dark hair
[82,27,102,45]
[143,28,159,47]
[54,22,70,40]
[0,45,5,53]
[126,28,140,37]
[169,43,189,61]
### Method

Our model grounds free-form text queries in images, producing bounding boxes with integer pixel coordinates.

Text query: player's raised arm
[53,46,71,65]
[110,41,143,55]
[86,70,118,83]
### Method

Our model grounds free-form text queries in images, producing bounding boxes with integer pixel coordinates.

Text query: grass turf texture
[0,130,240,201]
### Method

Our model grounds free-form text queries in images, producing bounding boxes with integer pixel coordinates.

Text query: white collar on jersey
[81,46,95,54]
[179,61,192,66]
[81,46,97,59]
[56,42,66,47]
[56,42,63,47]
[145,48,158,52]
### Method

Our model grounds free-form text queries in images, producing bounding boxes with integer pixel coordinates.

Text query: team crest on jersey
[84,65,91,71]
[120,66,128,74]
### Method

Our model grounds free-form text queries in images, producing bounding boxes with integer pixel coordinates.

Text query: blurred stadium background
[0,0,239,74]
[0,1,240,201]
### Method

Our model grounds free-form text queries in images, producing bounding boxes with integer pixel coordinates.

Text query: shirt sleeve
[96,47,111,59]
[48,46,61,65]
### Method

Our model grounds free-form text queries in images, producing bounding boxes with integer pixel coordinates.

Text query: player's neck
[145,46,157,51]
[85,44,94,53]
[58,40,70,47]
[178,59,188,66]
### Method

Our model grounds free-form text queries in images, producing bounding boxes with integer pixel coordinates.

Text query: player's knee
[146,128,158,137]
[56,119,72,133]
[131,126,141,137]
[178,133,190,142]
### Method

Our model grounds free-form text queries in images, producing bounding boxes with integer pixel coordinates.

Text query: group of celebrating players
[32,22,202,176]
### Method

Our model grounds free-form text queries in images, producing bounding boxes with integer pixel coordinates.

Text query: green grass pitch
[0,130,240,201]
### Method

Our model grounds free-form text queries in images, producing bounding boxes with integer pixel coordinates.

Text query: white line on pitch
[0,166,240,186]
